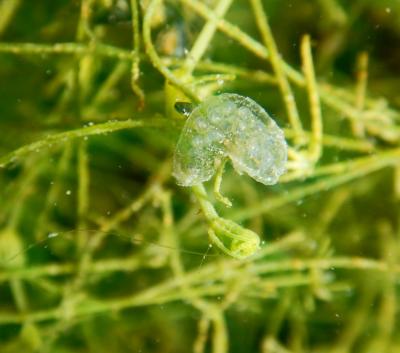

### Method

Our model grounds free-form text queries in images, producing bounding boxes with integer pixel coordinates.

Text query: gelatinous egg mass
[173,93,288,186]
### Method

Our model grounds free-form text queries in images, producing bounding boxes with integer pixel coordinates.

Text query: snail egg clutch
[173,93,288,186]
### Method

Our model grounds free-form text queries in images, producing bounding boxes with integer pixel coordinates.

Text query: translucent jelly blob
[173,93,288,186]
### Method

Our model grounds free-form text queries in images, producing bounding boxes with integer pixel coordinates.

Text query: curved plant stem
[143,0,200,103]
[0,117,172,168]
[250,0,304,145]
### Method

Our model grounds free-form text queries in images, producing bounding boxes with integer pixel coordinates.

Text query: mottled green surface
[1,1,400,352]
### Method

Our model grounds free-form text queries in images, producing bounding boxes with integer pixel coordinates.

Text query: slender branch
[301,34,323,163]
[0,117,172,168]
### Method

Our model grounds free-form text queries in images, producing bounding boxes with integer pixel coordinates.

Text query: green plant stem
[283,128,374,153]
[182,0,232,77]
[0,42,133,60]
[77,141,89,249]
[250,0,304,144]
[0,0,21,35]
[35,144,73,240]
[0,231,302,282]
[143,0,200,103]
[182,0,398,134]
[301,34,323,162]
[232,148,400,220]
[191,184,219,219]
[352,51,368,137]
[0,255,397,325]
[0,117,174,168]
[130,0,145,106]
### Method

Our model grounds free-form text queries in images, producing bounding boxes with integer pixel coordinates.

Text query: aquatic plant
[0,0,400,352]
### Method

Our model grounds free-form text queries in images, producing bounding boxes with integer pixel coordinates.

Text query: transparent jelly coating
[173,93,288,186]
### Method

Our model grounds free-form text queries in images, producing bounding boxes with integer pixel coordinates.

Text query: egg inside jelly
[173,93,288,186]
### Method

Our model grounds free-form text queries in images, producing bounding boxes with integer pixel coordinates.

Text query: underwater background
[1,0,400,352]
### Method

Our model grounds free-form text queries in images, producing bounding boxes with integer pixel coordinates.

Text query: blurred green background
[0,0,400,352]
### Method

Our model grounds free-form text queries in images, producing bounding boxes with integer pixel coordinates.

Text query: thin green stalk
[330,284,377,353]
[352,51,368,137]
[88,61,130,111]
[0,0,21,35]
[0,42,133,60]
[232,148,400,220]
[143,0,200,103]
[35,144,73,240]
[283,128,374,153]
[181,0,233,77]
[193,316,210,353]
[301,34,323,163]
[0,231,304,283]
[0,117,172,168]
[163,57,277,84]
[0,255,397,325]
[181,0,269,59]
[250,0,304,144]
[365,222,397,352]
[77,141,89,249]
[317,0,347,25]
[210,308,228,353]
[192,184,219,220]
[282,147,390,183]
[182,0,396,133]
[130,0,145,106]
